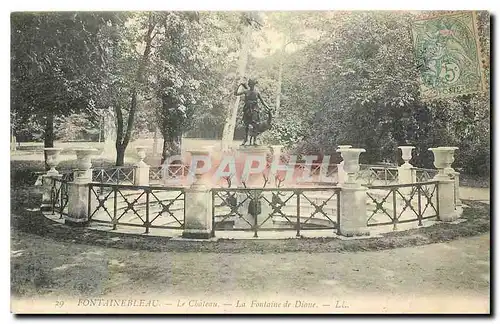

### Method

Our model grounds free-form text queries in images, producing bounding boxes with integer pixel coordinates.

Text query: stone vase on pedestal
[73,148,98,182]
[134,146,150,186]
[336,148,369,237]
[397,146,416,195]
[429,147,459,222]
[66,148,98,226]
[439,147,461,208]
[41,148,64,211]
[45,148,63,176]
[337,147,365,187]
[336,145,352,185]
[183,148,214,239]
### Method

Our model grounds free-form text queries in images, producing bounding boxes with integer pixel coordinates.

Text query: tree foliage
[262,11,490,175]
[11,11,490,175]
[11,12,118,139]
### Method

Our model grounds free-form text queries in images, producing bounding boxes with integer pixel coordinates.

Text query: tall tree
[265,12,310,115]
[108,13,159,166]
[11,12,117,167]
[150,12,240,162]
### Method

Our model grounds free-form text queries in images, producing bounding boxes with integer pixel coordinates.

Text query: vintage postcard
[10,9,490,314]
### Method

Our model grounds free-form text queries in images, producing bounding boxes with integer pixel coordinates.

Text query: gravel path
[11,230,490,313]
[460,187,490,204]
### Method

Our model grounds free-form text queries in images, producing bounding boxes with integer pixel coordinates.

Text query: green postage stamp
[411,11,486,99]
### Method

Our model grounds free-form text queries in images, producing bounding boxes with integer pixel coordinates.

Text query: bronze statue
[234,78,272,145]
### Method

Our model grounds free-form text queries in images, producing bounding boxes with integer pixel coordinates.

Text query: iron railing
[92,167,135,185]
[293,163,339,183]
[415,168,438,182]
[87,183,185,233]
[149,164,190,183]
[44,163,443,236]
[211,187,341,237]
[50,176,70,218]
[356,165,399,186]
[365,181,439,229]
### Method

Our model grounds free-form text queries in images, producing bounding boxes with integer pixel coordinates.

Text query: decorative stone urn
[44,148,63,175]
[336,146,369,237]
[66,148,97,227]
[428,147,460,222]
[398,146,415,167]
[135,146,148,167]
[336,147,365,186]
[397,146,416,195]
[134,146,150,186]
[336,145,352,184]
[428,147,457,178]
[74,148,98,182]
[438,146,461,209]
[439,146,459,174]
[40,148,64,211]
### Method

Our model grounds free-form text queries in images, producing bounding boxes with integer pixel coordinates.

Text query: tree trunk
[153,127,159,157]
[161,138,168,165]
[43,112,54,171]
[115,143,126,166]
[221,24,252,151]
[113,15,156,166]
[115,104,124,166]
[275,45,286,115]
[160,134,181,165]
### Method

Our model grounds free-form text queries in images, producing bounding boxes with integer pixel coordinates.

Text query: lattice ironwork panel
[211,187,340,237]
[88,183,185,232]
[366,181,439,229]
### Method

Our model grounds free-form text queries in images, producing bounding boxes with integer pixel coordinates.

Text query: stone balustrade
[40,143,463,237]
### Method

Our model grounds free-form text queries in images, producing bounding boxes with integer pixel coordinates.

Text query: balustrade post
[66,148,97,227]
[134,146,150,186]
[336,147,370,237]
[182,148,214,239]
[41,148,63,211]
[397,146,416,195]
[429,147,460,222]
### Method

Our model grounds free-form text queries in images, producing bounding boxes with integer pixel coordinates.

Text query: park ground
[10,230,490,313]
[10,143,491,314]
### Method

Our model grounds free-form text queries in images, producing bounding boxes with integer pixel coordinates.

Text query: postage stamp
[411,11,487,99]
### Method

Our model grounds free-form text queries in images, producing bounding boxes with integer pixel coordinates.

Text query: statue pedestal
[236,145,271,187]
